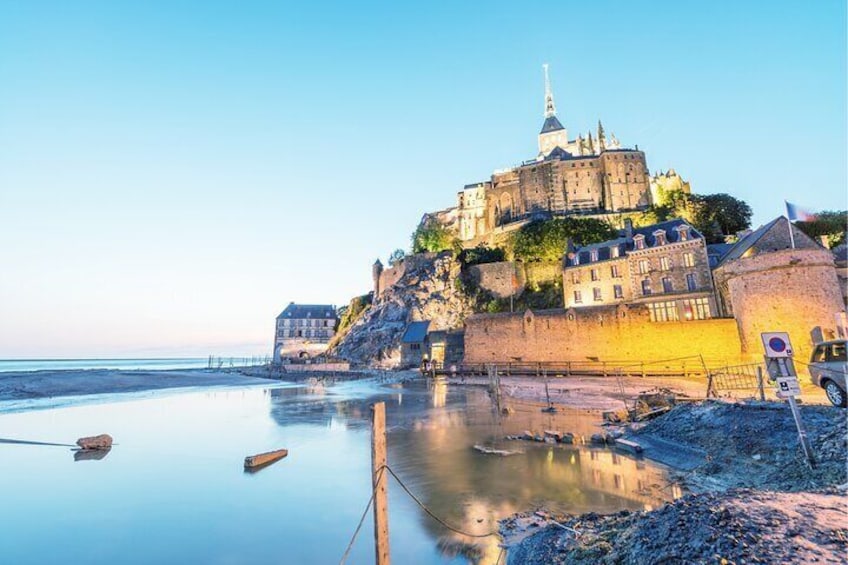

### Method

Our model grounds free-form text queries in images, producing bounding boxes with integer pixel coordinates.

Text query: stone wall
[376,253,439,300]
[464,304,743,365]
[714,248,845,362]
[467,260,563,298]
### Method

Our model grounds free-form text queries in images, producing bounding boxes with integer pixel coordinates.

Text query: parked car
[808,339,848,407]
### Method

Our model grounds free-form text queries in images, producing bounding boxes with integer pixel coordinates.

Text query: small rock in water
[76,434,113,450]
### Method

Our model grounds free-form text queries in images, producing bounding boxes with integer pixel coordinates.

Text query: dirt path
[503,488,847,564]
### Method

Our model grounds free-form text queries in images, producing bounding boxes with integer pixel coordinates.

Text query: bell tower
[538,64,568,157]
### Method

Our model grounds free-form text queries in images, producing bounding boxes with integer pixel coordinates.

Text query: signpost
[761,332,816,469]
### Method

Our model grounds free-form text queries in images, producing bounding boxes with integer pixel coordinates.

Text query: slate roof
[401,321,430,344]
[540,116,564,134]
[565,219,702,267]
[715,217,783,266]
[277,303,337,320]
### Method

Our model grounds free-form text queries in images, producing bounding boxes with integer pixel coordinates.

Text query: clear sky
[0,1,845,358]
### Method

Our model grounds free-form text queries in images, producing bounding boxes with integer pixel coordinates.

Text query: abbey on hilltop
[429,65,688,245]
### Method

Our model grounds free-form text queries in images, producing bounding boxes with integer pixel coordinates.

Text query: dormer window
[654,230,667,246]
[611,246,620,258]
[677,225,690,241]
[634,235,646,250]
[590,249,599,262]
[573,254,580,266]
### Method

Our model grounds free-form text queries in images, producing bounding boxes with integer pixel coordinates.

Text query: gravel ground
[502,488,848,564]
[501,401,848,564]
[629,401,847,492]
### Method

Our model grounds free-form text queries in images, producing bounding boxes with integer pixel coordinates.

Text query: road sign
[775,376,801,398]
[762,332,793,358]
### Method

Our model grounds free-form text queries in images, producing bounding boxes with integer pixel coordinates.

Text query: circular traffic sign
[768,337,787,353]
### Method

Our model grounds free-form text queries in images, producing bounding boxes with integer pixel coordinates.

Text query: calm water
[0,358,212,372]
[0,378,677,564]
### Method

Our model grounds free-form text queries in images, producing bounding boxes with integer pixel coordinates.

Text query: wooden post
[756,366,766,401]
[371,402,390,565]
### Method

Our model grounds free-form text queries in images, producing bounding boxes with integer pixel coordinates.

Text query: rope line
[382,465,499,539]
[339,466,384,565]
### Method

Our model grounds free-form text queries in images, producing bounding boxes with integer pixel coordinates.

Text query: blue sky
[0,1,845,358]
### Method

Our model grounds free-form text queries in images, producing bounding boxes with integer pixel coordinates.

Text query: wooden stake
[371,402,390,565]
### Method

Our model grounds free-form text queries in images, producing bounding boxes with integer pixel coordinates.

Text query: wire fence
[205,356,271,370]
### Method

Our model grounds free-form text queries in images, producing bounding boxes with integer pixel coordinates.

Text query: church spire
[543,63,556,118]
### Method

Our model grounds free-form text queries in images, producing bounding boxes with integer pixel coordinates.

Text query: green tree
[411,219,455,253]
[795,210,847,248]
[458,244,506,266]
[387,248,406,266]
[690,193,752,242]
[511,217,617,262]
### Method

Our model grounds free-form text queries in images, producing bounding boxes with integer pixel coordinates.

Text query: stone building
[563,218,716,322]
[400,321,430,368]
[430,65,653,246]
[712,217,845,362]
[649,169,691,206]
[273,303,339,361]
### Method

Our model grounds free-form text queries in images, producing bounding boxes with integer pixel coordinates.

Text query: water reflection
[267,380,678,564]
[0,379,676,565]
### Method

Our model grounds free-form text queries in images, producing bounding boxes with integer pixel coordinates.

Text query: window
[634,235,646,250]
[591,268,599,281]
[682,297,711,320]
[662,277,673,292]
[593,288,602,301]
[614,284,623,299]
[638,259,650,274]
[288,330,295,338]
[641,279,652,295]
[610,264,620,278]
[660,256,671,271]
[683,252,695,267]
[611,246,620,258]
[812,345,827,363]
[827,343,847,362]
[590,249,598,262]
[571,271,580,284]
[654,231,666,245]
[686,273,697,291]
[573,254,580,265]
[410,343,421,351]
[677,225,690,241]
[574,290,583,304]
[648,301,679,322]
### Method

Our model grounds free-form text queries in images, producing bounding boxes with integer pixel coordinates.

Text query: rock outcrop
[329,252,473,367]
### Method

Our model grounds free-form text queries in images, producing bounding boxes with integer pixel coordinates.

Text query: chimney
[624,218,634,238]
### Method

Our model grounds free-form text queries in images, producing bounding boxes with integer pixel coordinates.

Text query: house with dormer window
[273,302,339,361]
[562,218,717,321]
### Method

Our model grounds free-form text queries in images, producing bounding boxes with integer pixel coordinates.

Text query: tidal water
[0,378,677,564]
[0,358,212,373]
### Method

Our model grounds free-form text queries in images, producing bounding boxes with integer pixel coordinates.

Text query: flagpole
[785,200,796,249]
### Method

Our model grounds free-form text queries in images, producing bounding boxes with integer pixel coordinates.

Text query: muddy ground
[501,401,848,564]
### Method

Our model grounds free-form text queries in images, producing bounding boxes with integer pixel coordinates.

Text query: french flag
[785,201,818,222]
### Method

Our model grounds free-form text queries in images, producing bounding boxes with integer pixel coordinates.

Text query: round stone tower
[714,247,845,362]
[372,259,384,302]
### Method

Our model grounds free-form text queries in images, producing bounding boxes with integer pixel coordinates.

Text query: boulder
[76,434,113,450]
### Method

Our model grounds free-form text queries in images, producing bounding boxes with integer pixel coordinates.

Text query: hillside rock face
[329,252,472,367]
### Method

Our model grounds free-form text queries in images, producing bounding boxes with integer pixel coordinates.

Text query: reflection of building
[580,448,679,510]
[273,303,338,361]
[564,218,716,321]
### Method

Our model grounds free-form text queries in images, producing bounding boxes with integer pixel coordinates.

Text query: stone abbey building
[434,66,654,244]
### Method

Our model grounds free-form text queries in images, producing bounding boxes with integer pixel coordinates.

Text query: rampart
[467,260,562,298]
[714,248,845,362]
[464,304,744,365]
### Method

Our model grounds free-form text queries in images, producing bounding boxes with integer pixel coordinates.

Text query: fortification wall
[464,305,743,365]
[715,248,845,362]
[467,260,562,298]
[376,253,440,299]
[468,262,522,298]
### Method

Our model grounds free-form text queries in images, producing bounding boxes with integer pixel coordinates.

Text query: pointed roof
[540,115,564,134]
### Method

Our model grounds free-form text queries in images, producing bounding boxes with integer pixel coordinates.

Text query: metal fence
[706,362,766,400]
[206,356,271,370]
